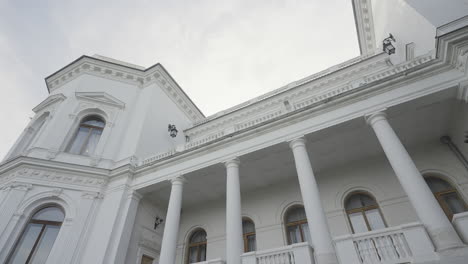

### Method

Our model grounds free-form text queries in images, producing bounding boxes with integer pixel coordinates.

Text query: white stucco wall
[370,0,436,63]
[405,0,468,27]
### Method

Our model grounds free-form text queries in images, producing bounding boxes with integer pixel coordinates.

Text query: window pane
[68,127,89,154]
[7,223,42,264]
[246,234,257,252]
[141,255,154,264]
[365,209,386,231]
[188,246,198,263]
[286,207,307,223]
[301,223,311,243]
[242,220,255,234]
[82,128,102,155]
[28,225,60,264]
[82,117,105,128]
[287,225,302,244]
[360,195,377,207]
[199,244,206,262]
[32,207,64,222]
[425,177,452,193]
[443,193,467,215]
[349,212,368,233]
[346,194,376,210]
[190,230,207,243]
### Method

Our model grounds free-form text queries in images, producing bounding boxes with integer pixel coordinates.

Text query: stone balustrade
[334,222,438,264]
[241,242,314,264]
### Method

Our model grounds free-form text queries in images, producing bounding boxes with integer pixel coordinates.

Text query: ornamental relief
[0,168,108,188]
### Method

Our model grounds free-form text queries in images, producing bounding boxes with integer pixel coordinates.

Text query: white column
[289,138,338,264]
[225,158,244,264]
[366,111,463,251]
[159,176,185,264]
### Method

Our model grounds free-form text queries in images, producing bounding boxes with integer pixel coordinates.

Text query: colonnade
[158,111,464,264]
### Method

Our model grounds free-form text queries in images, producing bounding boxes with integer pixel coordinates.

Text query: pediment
[75,92,125,109]
[33,94,66,113]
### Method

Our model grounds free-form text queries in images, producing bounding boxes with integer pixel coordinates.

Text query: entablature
[138,26,468,174]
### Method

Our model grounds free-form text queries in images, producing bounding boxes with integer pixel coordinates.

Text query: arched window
[7,206,65,264]
[242,218,256,252]
[187,229,207,263]
[425,176,467,220]
[285,206,310,245]
[67,115,105,155]
[345,192,386,233]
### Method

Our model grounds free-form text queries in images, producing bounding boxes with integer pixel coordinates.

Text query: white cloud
[0,0,359,159]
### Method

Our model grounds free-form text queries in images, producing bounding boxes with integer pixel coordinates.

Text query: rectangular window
[141,255,154,264]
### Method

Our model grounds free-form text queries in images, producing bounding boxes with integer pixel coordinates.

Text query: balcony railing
[241,242,314,264]
[334,222,438,264]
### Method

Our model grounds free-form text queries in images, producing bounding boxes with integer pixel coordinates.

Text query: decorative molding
[140,49,439,168]
[352,0,376,55]
[3,182,33,191]
[45,56,204,123]
[0,167,108,188]
[81,191,104,200]
[75,92,125,109]
[32,94,66,113]
[51,188,63,197]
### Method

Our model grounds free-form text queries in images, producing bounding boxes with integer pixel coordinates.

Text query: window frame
[242,218,256,252]
[425,176,468,220]
[186,229,207,264]
[6,205,64,264]
[66,115,105,156]
[284,205,308,245]
[345,192,386,234]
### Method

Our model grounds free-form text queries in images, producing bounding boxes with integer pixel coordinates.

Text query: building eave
[44,55,205,122]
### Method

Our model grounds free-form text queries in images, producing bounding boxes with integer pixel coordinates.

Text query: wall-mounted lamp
[168,124,178,138]
[154,216,164,229]
[383,34,396,55]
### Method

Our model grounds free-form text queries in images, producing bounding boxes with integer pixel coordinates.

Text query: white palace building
[3,1,468,264]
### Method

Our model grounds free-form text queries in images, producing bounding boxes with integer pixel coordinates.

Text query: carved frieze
[0,168,108,188]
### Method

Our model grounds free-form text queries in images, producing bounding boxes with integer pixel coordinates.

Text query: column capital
[365,110,387,126]
[170,175,186,185]
[288,136,307,150]
[224,157,240,168]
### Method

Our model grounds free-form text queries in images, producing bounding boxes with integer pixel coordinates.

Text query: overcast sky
[0,0,359,159]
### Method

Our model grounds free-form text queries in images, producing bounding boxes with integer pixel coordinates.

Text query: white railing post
[334,235,361,264]
[401,223,438,263]
[241,252,257,264]
[292,242,315,264]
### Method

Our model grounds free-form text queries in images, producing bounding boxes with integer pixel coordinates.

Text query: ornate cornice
[45,56,204,122]
[352,0,376,55]
[32,93,66,113]
[140,31,461,169]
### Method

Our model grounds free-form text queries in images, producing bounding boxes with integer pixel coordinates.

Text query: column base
[315,252,339,264]
[428,226,465,252]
